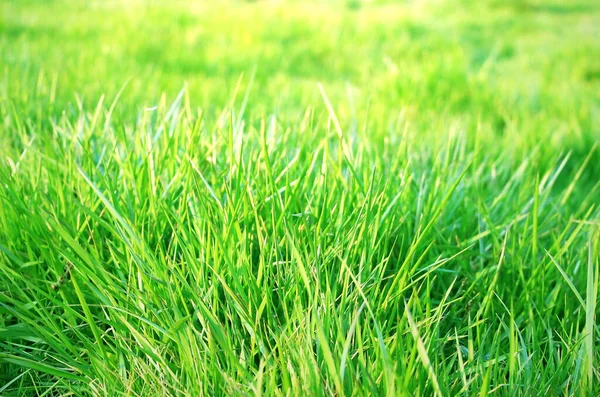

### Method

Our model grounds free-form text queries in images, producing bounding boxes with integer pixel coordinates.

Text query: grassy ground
[1,0,599,395]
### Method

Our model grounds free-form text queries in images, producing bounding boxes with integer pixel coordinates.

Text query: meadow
[0,0,599,395]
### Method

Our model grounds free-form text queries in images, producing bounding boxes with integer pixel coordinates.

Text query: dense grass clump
[1,0,599,395]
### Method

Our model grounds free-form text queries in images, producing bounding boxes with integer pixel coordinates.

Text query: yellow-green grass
[0,0,599,395]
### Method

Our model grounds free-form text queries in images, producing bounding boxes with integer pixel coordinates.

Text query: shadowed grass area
[0,0,599,395]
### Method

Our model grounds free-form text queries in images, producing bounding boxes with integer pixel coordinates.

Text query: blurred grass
[5,0,599,185]
[2,1,598,118]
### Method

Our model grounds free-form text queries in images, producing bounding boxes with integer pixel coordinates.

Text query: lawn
[0,0,599,395]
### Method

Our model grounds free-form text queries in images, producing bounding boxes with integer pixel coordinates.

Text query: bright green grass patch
[0,0,599,395]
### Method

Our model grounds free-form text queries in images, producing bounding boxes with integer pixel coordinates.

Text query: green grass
[1,0,599,395]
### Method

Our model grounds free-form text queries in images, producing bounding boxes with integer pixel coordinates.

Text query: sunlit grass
[1,0,599,395]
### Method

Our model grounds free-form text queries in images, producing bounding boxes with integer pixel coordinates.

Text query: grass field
[1,0,599,395]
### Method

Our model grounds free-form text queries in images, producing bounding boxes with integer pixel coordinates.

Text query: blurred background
[1,0,599,163]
